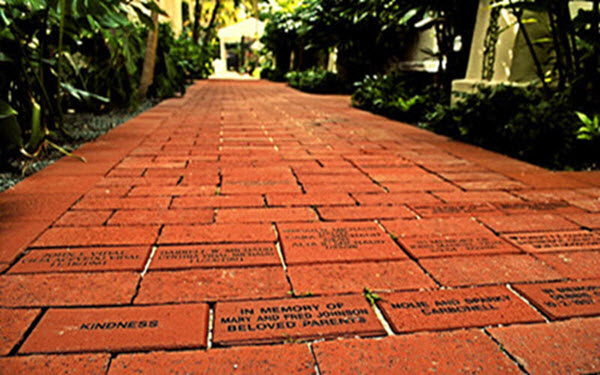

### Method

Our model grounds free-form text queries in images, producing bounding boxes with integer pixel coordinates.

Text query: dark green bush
[426,85,599,170]
[352,72,443,124]
[285,69,351,94]
[260,68,287,82]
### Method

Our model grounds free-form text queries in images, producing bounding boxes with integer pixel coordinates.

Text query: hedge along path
[0,80,599,374]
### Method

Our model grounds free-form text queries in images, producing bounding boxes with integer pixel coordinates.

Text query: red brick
[220,182,302,195]
[170,173,220,186]
[398,233,520,258]
[109,344,315,374]
[288,261,435,295]
[439,171,511,182]
[31,226,160,247]
[135,267,289,304]
[149,244,280,270]
[266,193,355,206]
[477,214,580,233]
[108,209,214,225]
[488,318,600,375]
[535,250,600,279]
[303,183,384,194]
[313,330,521,374]
[504,231,600,253]
[378,286,542,333]
[409,202,501,218]
[72,197,171,210]
[107,168,144,177]
[85,186,130,197]
[213,295,384,345]
[0,308,40,355]
[420,254,562,287]
[0,193,79,222]
[278,222,406,264]
[384,181,457,192]
[20,304,209,354]
[352,192,441,206]
[434,191,522,203]
[563,212,600,229]
[455,180,529,191]
[317,205,416,221]
[382,217,491,237]
[128,185,216,197]
[0,272,139,307]
[507,172,592,189]
[9,175,99,195]
[0,354,110,374]
[513,189,592,202]
[95,176,179,187]
[514,280,600,319]
[54,210,113,226]
[297,175,372,185]
[0,221,50,263]
[158,224,276,244]
[9,247,150,274]
[493,200,583,215]
[171,195,264,209]
[216,207,317,223]
[570,199,600,212]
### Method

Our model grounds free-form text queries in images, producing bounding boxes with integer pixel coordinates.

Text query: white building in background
[452,0,593,100]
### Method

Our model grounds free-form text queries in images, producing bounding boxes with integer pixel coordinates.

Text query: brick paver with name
[0,81,598,373]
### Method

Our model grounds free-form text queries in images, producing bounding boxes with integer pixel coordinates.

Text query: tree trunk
[202,0,221,47]
[139,10,160,100]
[192,0,202,43]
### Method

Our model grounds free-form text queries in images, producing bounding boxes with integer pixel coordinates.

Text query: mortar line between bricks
[8,307,47,356]
[346,158,389,193]
[370,299,395,336]
[207,304,215,349]
[375,219,443,288]
[104,353,116,375]
[289,168,306,194]
[482,328,531,375]
[308,342,323,375]
[506,283,551,323]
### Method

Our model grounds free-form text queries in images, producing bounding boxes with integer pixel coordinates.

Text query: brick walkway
[1,80,599,374]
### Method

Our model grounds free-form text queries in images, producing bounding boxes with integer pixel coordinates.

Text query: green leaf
[575,111,591,126]
[27,98,44,152]
[0,100,23,151]
[0,100,18,120]
[61,82,110,103]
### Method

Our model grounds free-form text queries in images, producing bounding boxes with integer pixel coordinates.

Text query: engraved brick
[20,304,209,354]
[213,295,384,345]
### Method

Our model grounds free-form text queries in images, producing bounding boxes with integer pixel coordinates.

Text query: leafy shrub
[0,1,213,163]
[260,68,287,82]
[285,69,351,94]
[426,85,599,170]
[352,72,443,124]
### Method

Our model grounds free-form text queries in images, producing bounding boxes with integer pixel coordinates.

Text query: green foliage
[575,112,600,141]
[285,69,351,94]
[426,85,599,170]
[149,24,214,99]
[260,67,287,82]
[352,72,443,124]
[364,288,381,306]
[0,0,213,163]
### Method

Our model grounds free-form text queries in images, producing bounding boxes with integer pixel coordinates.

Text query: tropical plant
[495,0,600,105]
[426,84,599,170]
[286,68,351,94]
[575,111,600,141]
[0,0,162,161]
[352,72,442,124]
